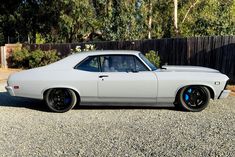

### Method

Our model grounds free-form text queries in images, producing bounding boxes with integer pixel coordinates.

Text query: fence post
[1,46,7,68]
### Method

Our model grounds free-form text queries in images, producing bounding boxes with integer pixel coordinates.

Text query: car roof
[72,50,141,57]
[46,50,141,70]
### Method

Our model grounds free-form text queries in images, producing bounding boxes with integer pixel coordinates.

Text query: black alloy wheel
[179,86,210,112]
[45,88,77,113]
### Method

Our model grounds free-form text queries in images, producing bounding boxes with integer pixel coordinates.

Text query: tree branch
[182,0,199,24]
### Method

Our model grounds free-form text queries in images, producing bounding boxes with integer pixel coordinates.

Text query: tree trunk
[147,0,152,39]
[173,0,179,37]
[32,30,36,43]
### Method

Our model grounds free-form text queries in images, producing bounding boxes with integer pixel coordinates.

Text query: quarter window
[76,56,99,72]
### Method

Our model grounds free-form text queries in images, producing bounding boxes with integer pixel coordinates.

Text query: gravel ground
[0,82,234,157]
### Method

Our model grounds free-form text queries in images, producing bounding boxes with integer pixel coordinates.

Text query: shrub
[29,49,59,68]
[42,50,60,65]
[145,50,161,68]
[28,49,44,68]
[11,48,60,69]
[11,48,30,68]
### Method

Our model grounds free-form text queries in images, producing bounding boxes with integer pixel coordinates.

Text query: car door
[74,55,101,101]
[98,55,158,103]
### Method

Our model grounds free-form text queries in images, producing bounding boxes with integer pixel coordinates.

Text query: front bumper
[218,90,230,99]
[5,86,15,96]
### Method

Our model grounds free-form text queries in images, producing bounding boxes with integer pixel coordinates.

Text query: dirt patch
[0,68,22,72]
[227,85,235,96]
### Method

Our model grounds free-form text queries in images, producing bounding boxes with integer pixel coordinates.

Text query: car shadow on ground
[0,91,49,112]
[0,91,180,112]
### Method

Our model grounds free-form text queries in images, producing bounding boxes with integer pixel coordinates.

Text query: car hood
[161,65,220,73]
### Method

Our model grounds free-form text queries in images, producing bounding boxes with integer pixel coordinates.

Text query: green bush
[11,48,30,68]
[145,50,161,68]
[29,49,59,68]
[11,48,60,69]
[42,50,60,65]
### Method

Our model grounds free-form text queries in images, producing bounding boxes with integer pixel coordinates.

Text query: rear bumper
[218,90,230,99]
[5,86,15,96]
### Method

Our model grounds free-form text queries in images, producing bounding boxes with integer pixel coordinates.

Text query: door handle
[99,75,109,78]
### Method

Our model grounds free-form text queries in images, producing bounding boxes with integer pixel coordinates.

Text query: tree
[1,0,235,44]
[179,0,235,36]
[57,0,98,43]
[17,0,61,43]
[0,0,22,44]
[93,0,146,41]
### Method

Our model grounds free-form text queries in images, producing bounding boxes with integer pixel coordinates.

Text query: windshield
[139,53,157,71]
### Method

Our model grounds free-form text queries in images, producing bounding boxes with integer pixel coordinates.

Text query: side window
[76,56,99,72]
[134,57,149,71]
[100,55,135,72]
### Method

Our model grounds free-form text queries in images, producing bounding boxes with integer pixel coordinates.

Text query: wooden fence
[25,36,235,83]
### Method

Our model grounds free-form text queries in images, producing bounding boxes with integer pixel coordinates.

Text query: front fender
[174,83,216,99]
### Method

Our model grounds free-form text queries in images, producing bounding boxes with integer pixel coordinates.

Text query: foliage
[11,48,59,69]
[178,0,235,36]
[57,0,98,42]
[1,0,235,44]
[0,27,4,45]
[11,48,30,68]
[145,50,161,68]
[29,49,59,68]
[36,33,46,44]
[98,0,145,40]
[28,49,44,68]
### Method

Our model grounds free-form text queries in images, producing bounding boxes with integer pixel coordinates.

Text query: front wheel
[179,86,210,112]
[45,88,77,113]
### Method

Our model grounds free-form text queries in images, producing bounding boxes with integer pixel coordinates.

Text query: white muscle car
[6,50,230,112]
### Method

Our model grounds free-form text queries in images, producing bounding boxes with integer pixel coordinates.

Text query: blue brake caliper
[64,98,71,104]
[184,88,192,101]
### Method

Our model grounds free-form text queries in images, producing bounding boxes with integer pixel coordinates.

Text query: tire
[45,88,77,113]
[179,86,210,112]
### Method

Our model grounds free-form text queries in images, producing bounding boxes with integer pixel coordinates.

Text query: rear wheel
[45,88,77,113]
[179,86,210,112]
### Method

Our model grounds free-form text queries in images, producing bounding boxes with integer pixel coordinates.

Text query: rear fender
[42,86,81,99]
